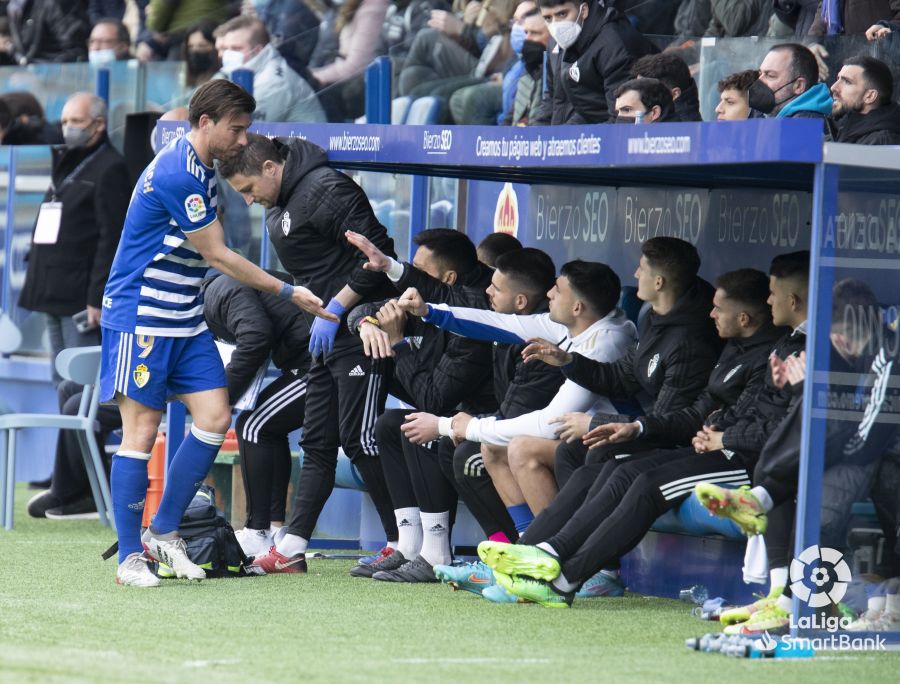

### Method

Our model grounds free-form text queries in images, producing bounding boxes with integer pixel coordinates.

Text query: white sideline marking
[394,657,552,665]
[183,659,242,668]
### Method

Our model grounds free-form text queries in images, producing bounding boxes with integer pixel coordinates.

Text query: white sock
[275,532,308,557]
[600,568,619,579]
[386,540,398,550]
[885,593,899,615]
[868,595,887,613]
[553,571,578,593]
[776,592,793,613]
[770,566,788,593]
[750,486,774,512]
[395,507,422,559]
[536,542,559,558]
[419,511,451,566]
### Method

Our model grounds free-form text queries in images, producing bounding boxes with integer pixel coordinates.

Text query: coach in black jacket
[20,93,128,385]
[202,272,311,547]
[219,133,399,568]
[531,1,657,125]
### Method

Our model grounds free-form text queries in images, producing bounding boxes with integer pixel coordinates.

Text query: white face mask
[548,4,585,50]
[88,48,117,66]
[221,49,246,71]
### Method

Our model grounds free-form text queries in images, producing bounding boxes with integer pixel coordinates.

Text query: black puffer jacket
[564,277,723,429]
[720,326,807,455]
[8,0,90,63]
[264,138,397,331]
[19,132,128,316]
[385,262,564,419]
[201,272,311,404]
[835,103,900,145]
[675,78,703,121]
[348,263,497,416]
[638,322,786,446]
[531,4,658,124]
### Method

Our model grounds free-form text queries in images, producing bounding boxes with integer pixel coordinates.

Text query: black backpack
[102,485,262,578]
[168,485,261,578]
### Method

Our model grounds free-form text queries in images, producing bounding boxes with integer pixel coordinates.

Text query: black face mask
[521,40,546,71]
[748,77,799,114]
[187,50,216,73]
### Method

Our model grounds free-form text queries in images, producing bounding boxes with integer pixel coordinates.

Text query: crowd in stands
[0,0,898,141]
[5,0,898,635]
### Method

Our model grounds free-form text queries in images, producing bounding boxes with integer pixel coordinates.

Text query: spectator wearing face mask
[612,77,677,124]
[87,17,132,66]
[831,55,900,144]
[449,0,542,125]
[749,42,834,137]
[0,91,63,145]
[714,69,758,120]
[216,14,326,122]
[182,20,220,92]
[18,92,130,385]
[530,0,658,125]
[502,8,551,125]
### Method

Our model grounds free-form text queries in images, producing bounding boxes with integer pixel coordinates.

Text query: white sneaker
[235,527,274,558]
[141,528,206,580]
[116,552,161,588]
[845,609,900,631]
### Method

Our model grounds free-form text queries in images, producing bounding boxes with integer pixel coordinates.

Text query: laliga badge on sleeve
[33,202,63,244]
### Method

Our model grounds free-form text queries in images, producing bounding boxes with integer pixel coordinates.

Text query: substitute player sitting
[100,80,334,587]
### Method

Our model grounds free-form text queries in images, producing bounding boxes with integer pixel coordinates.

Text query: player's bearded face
[206,112,252,161]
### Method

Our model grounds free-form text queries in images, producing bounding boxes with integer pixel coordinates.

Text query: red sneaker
[251,545,308,574]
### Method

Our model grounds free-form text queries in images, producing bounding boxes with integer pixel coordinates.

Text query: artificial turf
[1,484,897,684]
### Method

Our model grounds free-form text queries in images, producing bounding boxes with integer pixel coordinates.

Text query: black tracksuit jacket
[562,277,723,430]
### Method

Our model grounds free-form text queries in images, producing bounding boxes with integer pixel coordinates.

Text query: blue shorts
[100,329,227,410]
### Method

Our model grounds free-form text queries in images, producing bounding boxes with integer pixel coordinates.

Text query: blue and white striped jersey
[101,136,217,337]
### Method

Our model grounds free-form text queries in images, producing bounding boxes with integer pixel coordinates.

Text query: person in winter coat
[19,93,129,385]
[530,0,657,124]
[752,43,835,136]
[201,271,312,559]
[6,0,90,63]
[216,15,326,122]
[831,55,900,144]
[219,132,399,575]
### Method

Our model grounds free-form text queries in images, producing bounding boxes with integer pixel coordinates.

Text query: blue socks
[151,425,225,534]
[507,503,534,534]
[111,452,150,562]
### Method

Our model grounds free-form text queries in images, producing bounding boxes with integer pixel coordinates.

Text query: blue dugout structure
[164,117,900,640]
[3,105,897,640]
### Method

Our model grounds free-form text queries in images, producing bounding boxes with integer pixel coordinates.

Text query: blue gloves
[308,298,346,359]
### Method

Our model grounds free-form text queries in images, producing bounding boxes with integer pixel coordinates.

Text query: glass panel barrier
[794,150,900,647]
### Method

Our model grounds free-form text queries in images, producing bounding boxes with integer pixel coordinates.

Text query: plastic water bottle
[679,584,709,605]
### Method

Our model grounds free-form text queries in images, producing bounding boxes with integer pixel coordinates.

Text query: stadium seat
[391,96,413,125]
[651,492,743,540]
[0,347,112,529]
[405,97,443,125]
[617,286,644,326]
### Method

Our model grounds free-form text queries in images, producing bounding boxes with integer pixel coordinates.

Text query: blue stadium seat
[429,199,453,227]
[652,492,744,540]
[617,286,643,326]
[405,97,443,125]
[392,96,413,124]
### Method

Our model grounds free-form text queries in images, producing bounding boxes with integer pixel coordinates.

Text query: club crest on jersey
[569,62,580,82]
[282,211,291,235]
[724,364,743,383]
[647,353,660,378]
[133,363,150,388]
[184,194,206,223]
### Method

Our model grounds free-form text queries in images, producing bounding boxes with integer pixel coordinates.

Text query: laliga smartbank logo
[494,183,519,237]
[779,545,886,652]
